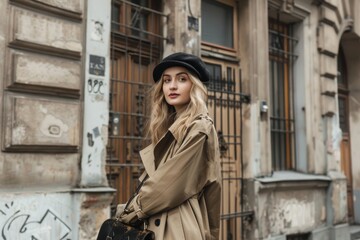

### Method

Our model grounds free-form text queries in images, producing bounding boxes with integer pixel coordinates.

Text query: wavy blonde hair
[147,72,208,144]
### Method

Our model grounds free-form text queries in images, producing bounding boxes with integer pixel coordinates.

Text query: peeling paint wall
[0,0,113,239]
[163,0,201,56]
[0,0,85,178]
[0,191,113,240]
[0,153,79,189]
[0,0,87,238]
[80,0,111,188]
[254,178,329,238]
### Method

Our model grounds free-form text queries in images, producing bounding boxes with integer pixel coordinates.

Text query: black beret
[153,52,210,82]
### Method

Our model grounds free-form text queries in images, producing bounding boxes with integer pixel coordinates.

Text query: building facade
[0,0,114,239]
[0,0,360,240]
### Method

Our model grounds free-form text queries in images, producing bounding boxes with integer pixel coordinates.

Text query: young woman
[116,52,222,240]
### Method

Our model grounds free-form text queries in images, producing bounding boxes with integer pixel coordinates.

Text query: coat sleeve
[120,126,213,223]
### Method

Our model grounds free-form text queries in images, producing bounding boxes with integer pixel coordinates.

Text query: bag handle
[123,175,148,213]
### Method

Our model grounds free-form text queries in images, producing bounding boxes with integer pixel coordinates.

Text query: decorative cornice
[8,40,82,61]
[268,0,311,22]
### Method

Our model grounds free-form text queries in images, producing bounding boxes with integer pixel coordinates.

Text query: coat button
[155,219,161,226]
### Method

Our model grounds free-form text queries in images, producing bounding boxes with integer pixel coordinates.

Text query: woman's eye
[178,75,188,82]
[163,78,171,83]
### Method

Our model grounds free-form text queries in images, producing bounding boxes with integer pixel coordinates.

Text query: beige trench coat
[118,114,222,240]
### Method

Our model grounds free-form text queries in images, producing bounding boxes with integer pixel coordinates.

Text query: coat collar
[139,112,210,177]
[168,112,209,141]
[139,131,175,177]
[139,144,155,177]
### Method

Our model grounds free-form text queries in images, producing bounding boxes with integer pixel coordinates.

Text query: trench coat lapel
[139,131,175,178]
[139,144,156,177]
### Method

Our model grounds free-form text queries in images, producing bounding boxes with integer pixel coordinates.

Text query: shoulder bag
[96,176,154,240]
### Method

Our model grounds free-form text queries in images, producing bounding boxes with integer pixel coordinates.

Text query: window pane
[337,46,347,87]
[204,63,236,93]
[337,47,349,134]
[111,3,120,31]
[338,96,348,133]
[205,63,222,91]
[202,0,233,48]
[130,0,148,38]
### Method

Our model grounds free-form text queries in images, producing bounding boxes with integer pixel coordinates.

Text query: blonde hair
[147,72,208,144]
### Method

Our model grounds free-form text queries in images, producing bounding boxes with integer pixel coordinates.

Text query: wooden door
[107,0,164,215]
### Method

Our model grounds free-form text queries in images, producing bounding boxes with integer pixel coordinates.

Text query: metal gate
[107,1,252,239]
[205,63,251,239]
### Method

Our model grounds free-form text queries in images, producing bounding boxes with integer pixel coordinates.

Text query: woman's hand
[115,202,139,225]
[115,203,126,218]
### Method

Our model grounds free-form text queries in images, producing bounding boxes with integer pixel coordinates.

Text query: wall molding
[9,0,83,22]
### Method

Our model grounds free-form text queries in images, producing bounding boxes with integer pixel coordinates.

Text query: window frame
[201,0,238,56]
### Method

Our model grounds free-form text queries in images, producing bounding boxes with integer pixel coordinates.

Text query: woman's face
[162,66,193,112]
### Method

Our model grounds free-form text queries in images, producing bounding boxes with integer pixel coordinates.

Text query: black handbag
[96,218,155,240]
[97,176,154,240]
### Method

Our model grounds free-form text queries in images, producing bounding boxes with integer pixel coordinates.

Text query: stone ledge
[256,171,331,190]
[257,171,331,183]
[72,187,116,193]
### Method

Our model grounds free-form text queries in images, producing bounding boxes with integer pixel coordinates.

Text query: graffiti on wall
[1,201,71,240]
[87,78,104,95]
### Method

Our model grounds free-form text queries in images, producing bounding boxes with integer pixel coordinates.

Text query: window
[269,20,297,170]
[337,46,349,133]
[201,0,234,48]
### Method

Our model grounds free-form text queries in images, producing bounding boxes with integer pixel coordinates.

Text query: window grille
[269,19,298,170]
[204,61,252,239]
[205,63,235,92]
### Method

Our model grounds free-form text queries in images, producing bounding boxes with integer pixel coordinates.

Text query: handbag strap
[123,175,148,213]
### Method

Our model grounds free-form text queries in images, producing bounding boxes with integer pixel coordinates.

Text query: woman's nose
[169,79,177,89]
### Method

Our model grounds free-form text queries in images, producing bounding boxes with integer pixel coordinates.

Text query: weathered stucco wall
[0,193,80,239]
[0,0,84,166]
[254,174,330,238]
[242,0,354,237]
[0,191,113,239]
[237,0,271,179]
[0,0,114,239]
[0,153,78,189]
[0,0,86,238]
[163,0,201,56]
